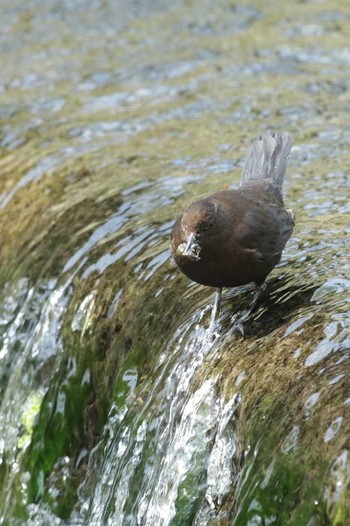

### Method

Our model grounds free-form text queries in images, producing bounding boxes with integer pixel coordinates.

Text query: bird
[170,130,295,329]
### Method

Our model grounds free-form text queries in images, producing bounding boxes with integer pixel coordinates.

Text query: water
[78,319,238,526]
[1,0,350,524]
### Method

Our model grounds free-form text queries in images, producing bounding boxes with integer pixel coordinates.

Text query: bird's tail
[240,130,293,188]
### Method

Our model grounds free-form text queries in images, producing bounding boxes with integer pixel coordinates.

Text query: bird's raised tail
[240,130,293,188]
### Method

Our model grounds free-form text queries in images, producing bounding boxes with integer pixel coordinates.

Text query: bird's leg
[209,288,222,331]
[233,282,266,335]
[250,282,267,311]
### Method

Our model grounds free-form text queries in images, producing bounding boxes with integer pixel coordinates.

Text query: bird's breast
[174,239,271,288]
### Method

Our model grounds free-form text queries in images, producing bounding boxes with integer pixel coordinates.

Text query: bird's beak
[176,233,201,261]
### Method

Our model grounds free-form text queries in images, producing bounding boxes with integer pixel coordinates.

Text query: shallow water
[0,0,350,524]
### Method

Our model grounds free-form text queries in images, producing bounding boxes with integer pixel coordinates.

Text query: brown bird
[171,130,295,328]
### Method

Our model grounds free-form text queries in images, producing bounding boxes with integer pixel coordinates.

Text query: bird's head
[174,199,219,261]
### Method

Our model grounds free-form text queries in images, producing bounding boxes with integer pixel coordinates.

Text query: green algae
[205,310,350,525]
[19,254,184,518]
[172,471,207,526]
[18,392,43,451]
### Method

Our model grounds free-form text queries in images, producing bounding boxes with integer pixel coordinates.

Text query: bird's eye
[200,219,215,231]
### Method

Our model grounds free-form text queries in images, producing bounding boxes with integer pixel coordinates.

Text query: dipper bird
[171,130,295,327]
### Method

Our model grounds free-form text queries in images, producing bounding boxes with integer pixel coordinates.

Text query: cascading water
[77,316,241,526]
[0,278,72,520]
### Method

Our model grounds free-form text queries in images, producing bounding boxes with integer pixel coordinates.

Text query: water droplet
[328,374,345,385]
[305,392,320,410]
[324,417,343,443]
[311,278,350,304]
[235,371,246,386]
[281,425,300,453]
[284,313,313,337]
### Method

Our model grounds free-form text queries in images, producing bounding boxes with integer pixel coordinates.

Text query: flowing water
[0,0,350,524]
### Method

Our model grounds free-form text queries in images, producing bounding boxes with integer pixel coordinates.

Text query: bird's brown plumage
[171,131,295,293]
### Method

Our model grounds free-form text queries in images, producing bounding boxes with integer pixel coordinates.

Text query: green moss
[18,392,43,451]
[172,471,207,526]
[331,490,347,526]
[234,445,327,525]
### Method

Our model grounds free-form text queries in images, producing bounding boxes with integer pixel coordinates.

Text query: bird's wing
[237,201,295,261]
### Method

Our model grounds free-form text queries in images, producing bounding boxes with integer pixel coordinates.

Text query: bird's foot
[206,288,222,340]
[231,309,250,336]
[230,283,266,335]
[209,288,222,329]
[251,283,266,310]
